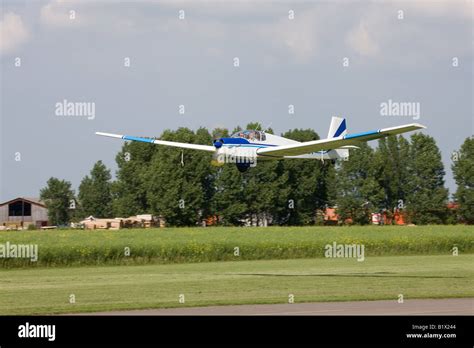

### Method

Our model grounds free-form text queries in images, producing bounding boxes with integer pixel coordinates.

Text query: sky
[1,0,472,202]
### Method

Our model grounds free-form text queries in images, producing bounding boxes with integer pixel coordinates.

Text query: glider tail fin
[326,116,349,160]
[327,116,347,139]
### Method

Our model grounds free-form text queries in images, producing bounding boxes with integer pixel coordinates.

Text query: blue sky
[1,0,472,201]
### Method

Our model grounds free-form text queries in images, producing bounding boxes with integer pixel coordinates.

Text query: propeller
[213,139,223,149]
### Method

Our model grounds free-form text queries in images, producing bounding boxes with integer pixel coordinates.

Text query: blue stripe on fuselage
[220,137,278,147]
[219,138,249,145]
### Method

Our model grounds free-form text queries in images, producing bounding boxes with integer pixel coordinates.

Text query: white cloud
[40,0,87,27]
[158,0,287,17]
[0,12,29,55]
[254,8,324,64]
[35,0,473,66]
[345,20,379,57]
[342,2,472,65]
[406,0,473,20]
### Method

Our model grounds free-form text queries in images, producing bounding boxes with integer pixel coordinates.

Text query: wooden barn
[0,197,49,229]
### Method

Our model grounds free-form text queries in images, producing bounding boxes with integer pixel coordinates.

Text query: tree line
[40,124,473,226]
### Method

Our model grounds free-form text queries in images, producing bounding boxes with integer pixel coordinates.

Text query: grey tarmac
[81,298,473,316]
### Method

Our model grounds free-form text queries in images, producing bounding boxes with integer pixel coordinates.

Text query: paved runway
[86,298,473,316]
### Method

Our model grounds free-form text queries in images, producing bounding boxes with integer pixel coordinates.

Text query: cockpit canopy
[231,130,266,142]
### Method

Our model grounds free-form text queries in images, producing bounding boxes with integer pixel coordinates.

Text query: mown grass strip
[0,255,472,315]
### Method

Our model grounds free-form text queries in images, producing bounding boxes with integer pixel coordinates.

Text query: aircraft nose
[213,139,223,148]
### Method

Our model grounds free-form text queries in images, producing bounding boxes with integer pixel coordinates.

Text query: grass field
[0,225,472,267]
[0,255,472,315]
[1,225,472,314]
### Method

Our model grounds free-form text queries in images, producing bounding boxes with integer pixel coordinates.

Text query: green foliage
[374,136,410,210]
[63,124,456,226]
[335,143,384,224]
[452,137,474,224]
[242,160,287,225]
[78,161,113,218]
[405,134,449,224]
[212,127,229,139]
[245,122,263,131]
[112,140,157,216]
[280,129,332,225]
[0,226,472,268]
[40,178,75,226]
[144,127,214,226]
[213,166,248,225]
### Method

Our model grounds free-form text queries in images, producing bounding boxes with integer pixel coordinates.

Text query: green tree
[242,159,288,226]
[452,137,474,224]
[212,127,229,139]
[194,127,216,219]
[113,140,157,216]
[212,123,286,226]
[212,166,248,225]
[280,129,331,225]
[405,133,448,224]
[373,135,410,211]
[144,127,214,226]
[335,143,384,225]
[40,178,75,226]
[238,123,284,225]
[232,125,243,132]
[78,160,113,218]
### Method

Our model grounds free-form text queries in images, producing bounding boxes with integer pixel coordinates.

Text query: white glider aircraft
[96,117,425,172]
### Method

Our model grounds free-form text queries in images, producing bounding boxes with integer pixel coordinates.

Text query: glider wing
[257,123,426,157]
[95,132,216,152]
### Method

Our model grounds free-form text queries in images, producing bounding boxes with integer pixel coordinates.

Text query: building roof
[0,197,47,208]
[324,207,339,221]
